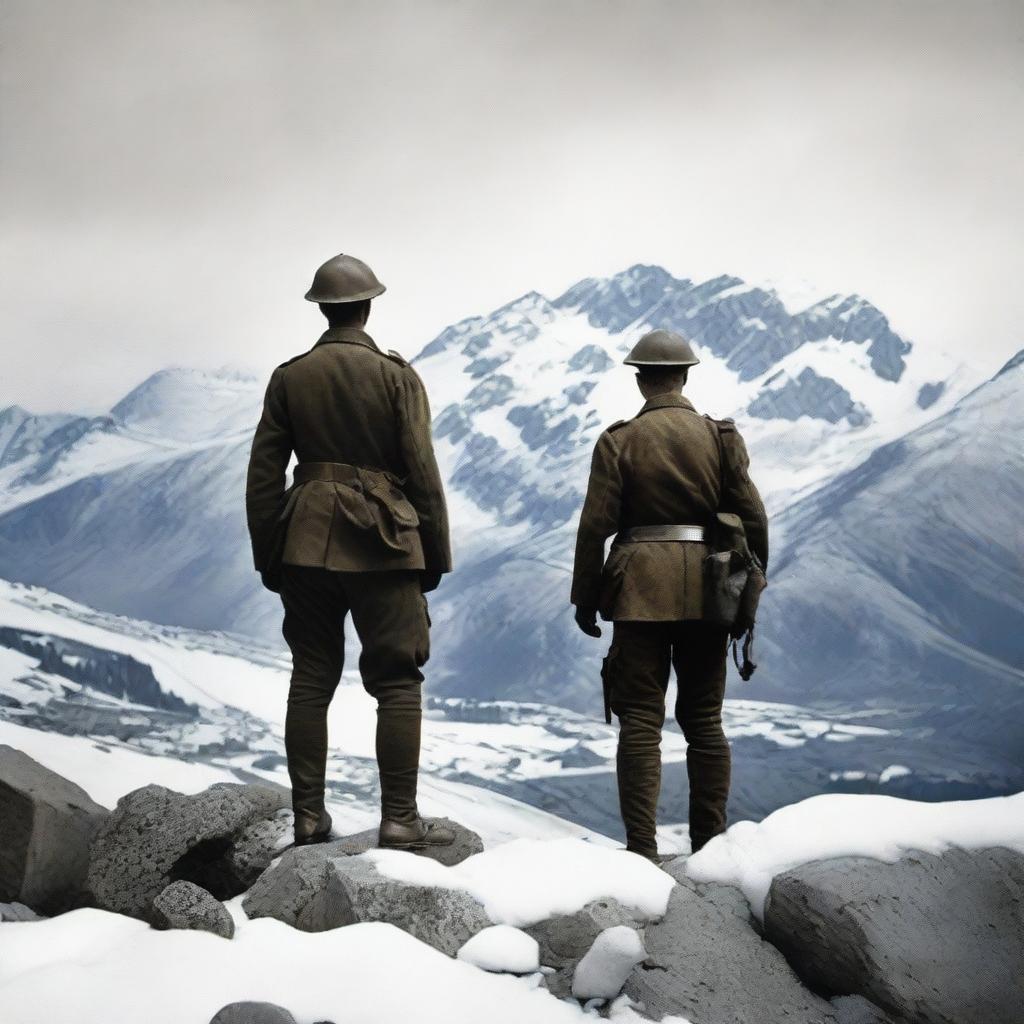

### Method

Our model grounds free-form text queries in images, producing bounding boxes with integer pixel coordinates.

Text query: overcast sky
[2,0,1022,413]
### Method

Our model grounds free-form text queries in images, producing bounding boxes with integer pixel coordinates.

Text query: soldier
[571,329,769,861]
[246,253,455,850]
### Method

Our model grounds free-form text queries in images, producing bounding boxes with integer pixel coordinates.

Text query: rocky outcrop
[625,860,837,1023]
[243,847,491,956]
[0,745,108,913]
[85,782,288,923]
[152,880,235,938]
[764,846,1024,1024]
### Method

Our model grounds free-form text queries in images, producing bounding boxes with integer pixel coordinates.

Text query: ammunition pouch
[703,512,767,678]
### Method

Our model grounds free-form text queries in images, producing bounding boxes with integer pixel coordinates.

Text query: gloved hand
[574,606,602,638]
[420,570,443,594]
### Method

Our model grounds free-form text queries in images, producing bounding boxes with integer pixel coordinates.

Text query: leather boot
[294,806,334,847]
[378,816,455,850]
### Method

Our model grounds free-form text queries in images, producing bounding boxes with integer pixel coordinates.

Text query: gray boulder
[0,900,43,922]
[152,880,235,938]
[0,745,108,913]
[625,860,837,1023]
[244,848,491,956]
[86,781,288,923]
[525,897,642,999]
[764,846,1024,1024]
[225,808,294,889]
[209,1003,296,1024]
[328,817,483,866]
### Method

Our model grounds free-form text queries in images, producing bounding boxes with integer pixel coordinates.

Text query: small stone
[0,900,44,922]
[152,880,235,939]
[209,1002,297,1024]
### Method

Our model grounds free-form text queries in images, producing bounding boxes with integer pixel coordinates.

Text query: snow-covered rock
[686,791,1024,919]
[571,925,647,1000]
[85,782,289,923]
[0,744,107,913]
[152,880,235,939]
[457,925,540,973]
[764,846,1024,1024]
[243,848,492,956]
[526,898,643,998]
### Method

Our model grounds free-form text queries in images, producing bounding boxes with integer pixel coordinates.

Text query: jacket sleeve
[396,365,452,575]
[245,367,293,572]
[718,423,769,573]
[571,430,623,608]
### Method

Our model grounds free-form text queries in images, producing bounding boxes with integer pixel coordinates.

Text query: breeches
[605,619,730,855]
[279,565,430,824]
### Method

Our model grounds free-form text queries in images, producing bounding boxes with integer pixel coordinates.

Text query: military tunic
[571,391,768,858]
[244,326,451,826]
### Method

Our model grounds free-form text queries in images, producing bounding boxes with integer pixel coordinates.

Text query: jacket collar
[313,326,380,352]
[637,392,697,416]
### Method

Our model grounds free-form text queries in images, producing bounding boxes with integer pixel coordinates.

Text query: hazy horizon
[3,0,1022,414]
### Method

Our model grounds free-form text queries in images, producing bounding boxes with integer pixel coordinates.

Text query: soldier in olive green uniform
[571,330,768,860]
[246,253,454,850]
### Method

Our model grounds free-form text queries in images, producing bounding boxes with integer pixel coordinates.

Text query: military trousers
[279,564,430,825]
[605,620,731,858]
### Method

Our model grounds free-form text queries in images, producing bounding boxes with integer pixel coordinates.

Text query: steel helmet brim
[304,282,387,303]
[623,356,700,367]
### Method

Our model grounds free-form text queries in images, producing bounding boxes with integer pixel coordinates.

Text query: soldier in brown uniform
[571,329,768,861]
[246,253,454,850]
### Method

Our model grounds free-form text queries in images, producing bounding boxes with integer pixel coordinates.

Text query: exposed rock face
[764,846,1024,1024]
[208,1003,297,1024]
[625,861,836,1024]
[85,782,289,923]
[327,817,482,867]
[244,850,491,956]
[0,745,108,913]
[152,880,235,939]
[525,897,641,999]
[224,808,293,889]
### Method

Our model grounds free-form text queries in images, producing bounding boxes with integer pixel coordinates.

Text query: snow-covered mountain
[0,266,970,639]
[0,264,1019,798]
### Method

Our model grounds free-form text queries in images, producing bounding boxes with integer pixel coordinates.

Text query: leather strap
[293,461,401,488]
[617,524,705,543]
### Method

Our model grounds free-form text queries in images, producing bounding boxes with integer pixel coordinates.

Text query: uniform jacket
[245,326,451,576]
[571,392,768,621]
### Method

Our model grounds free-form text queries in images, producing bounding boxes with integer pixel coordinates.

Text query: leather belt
[292,461,399,488]
[617,524,706,543]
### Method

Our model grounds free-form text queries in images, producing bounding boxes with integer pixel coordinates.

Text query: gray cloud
[2,0,1022,411]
